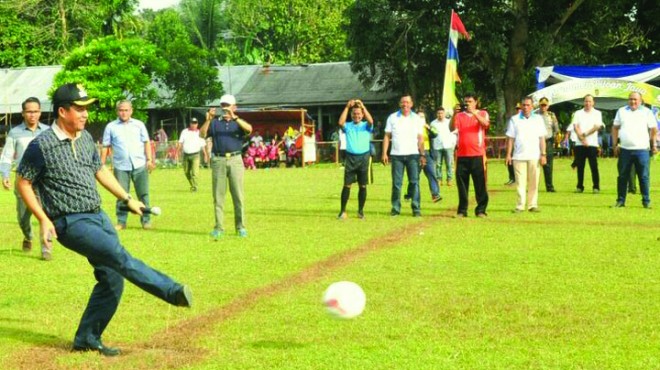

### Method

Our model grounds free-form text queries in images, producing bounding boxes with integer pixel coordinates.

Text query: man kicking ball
[17,83,192,356]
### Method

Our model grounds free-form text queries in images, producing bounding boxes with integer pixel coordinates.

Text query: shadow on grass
[0,249,42,260]
[0,325,64,348]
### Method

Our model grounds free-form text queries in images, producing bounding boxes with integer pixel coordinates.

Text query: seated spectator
[286,144,300,167]
[267,138,282,167]
[243,151,256,170]
[257,141,269,166]
[246,142,258,165]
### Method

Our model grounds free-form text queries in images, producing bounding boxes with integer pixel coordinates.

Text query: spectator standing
[430,107,456,186]
[337,99,374,219]
[538,97,559,192]
[382,95,425,217]
[406,112,441,203]
[505,97,547,213]
[0,97,51,260]
[450,93,490,218]
[101,100,155,230]
[200,94,252,239]
[177,117,208,192]
[16,83,192,357]
[570,95,603,193]
[611,91,658,208]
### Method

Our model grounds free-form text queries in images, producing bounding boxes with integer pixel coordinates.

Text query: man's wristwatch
[123,194,132,203]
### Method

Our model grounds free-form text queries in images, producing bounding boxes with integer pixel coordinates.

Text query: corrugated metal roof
[1,62,396,113]
[0,66,61,113]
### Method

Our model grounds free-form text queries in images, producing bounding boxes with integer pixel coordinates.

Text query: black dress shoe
[504,180,515,186]
[73,343,121,357]
[175,285,193,307]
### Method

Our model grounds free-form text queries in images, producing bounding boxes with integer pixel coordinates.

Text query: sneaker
[528,207,541,213]
[547,188,556,193]
[455,213,466,218]
[476,213,487,218]
[22,239,32,252]
[337,212,348,220]
[210,230,224,240]
[357,211,365,219]
[390,211,400,217]
[403,194,411,202]
[142,223,153,230]
[238,229,248,237]
[574,188,584,193]
[174,285,193,307]
[41,250,53,261]
[512,209,524,214]
[504,180,515,186]
[593,189,600,194]
[413,212,422,218]
[432,195,443,203]
[114,224,126,231]
[612,202,625,208]
[446,180,452,187]
[643,203,652,209]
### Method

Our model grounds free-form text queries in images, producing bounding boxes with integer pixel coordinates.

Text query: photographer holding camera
[200,94,252,240]
[449,92,490,218]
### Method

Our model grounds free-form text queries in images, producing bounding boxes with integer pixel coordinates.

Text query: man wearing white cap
[177,117,208,192]
[201,94,252,239]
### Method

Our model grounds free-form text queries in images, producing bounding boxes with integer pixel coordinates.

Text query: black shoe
[357,211,365,219]
[504,180,515,186]
[432,195,442,203]
[643,203,652,209]
[73,342,121,357]
[574,188,584,193]
[403,194,411,201]
[612,202,625,208]
[175,285,193,307]
[547,188,556,193]
[413,212,422,218]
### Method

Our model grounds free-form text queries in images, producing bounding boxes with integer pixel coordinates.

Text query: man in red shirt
[449,93,490,218]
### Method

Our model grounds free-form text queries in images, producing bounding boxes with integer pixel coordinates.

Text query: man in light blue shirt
[337,99,373,219]
[0,97,51,259]
[101,100,155,230]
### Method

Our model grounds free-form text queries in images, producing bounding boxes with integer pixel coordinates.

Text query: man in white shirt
[382,95,425,217]
[570,94,603,193]
[430,107,457,186]
[505,97,547,213]
[611,92,658,208]
[177,118,209,192]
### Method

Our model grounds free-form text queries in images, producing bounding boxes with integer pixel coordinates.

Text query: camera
[460,103,467,112]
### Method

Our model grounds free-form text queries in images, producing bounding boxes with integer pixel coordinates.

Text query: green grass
[0,157,658,369]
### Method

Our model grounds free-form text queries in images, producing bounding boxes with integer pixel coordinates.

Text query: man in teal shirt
[337,99,374,219]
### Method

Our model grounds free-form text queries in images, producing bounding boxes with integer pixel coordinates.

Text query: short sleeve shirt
[571,109,603,147]
[102,118,150,170]
[17,124,102,219]
[343,121,373,155]
[384,110,423,156]
[506,112,546,160]
[454,110,490,157]
[208,118,245,154]
[613,105,656,150]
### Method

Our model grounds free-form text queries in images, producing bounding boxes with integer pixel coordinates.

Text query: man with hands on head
[382,95,426,217]
[201,94,252,239]
[337,99,373,220]
[16,83,192,357]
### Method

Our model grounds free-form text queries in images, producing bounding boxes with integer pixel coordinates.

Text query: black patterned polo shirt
[17,124,103,219]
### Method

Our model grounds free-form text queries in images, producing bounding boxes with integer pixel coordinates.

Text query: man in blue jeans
[17,83,191,357]
[382,95,425,217]
[611,92,658,208]
[101,100,155,230]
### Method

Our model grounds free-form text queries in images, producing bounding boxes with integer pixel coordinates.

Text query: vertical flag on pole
[442,10,470,114]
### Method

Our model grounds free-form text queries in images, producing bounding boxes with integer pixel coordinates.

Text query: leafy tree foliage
[220,0,352,64]
[146,9,223,110]
[0,0,141,68]
[52,36,167,124]
[345,0,658,127]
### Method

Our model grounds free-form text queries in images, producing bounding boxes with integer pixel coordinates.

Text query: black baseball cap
[52,83,97,112]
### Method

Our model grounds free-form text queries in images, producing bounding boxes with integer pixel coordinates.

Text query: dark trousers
[542,139,555,190]
[574,146,600,190]
[456,156,489,216]
[114,166,150,225]
[53,211,183,347]
[616,149,651,206]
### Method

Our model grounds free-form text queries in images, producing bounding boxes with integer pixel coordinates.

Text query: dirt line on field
[7,212,452,370]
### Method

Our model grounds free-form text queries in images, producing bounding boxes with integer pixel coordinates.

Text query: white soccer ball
[322,281,366,319]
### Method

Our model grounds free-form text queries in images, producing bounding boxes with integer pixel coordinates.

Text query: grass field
[0,157,658,369]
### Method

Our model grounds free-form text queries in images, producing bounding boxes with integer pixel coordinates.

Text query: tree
[345,0,658,128]
[221,0,353,64]
[146,9,223,111]
[52,36,167,124]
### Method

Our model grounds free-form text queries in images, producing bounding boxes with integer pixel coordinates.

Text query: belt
[184,151,200,155]
[213,151,241,158]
